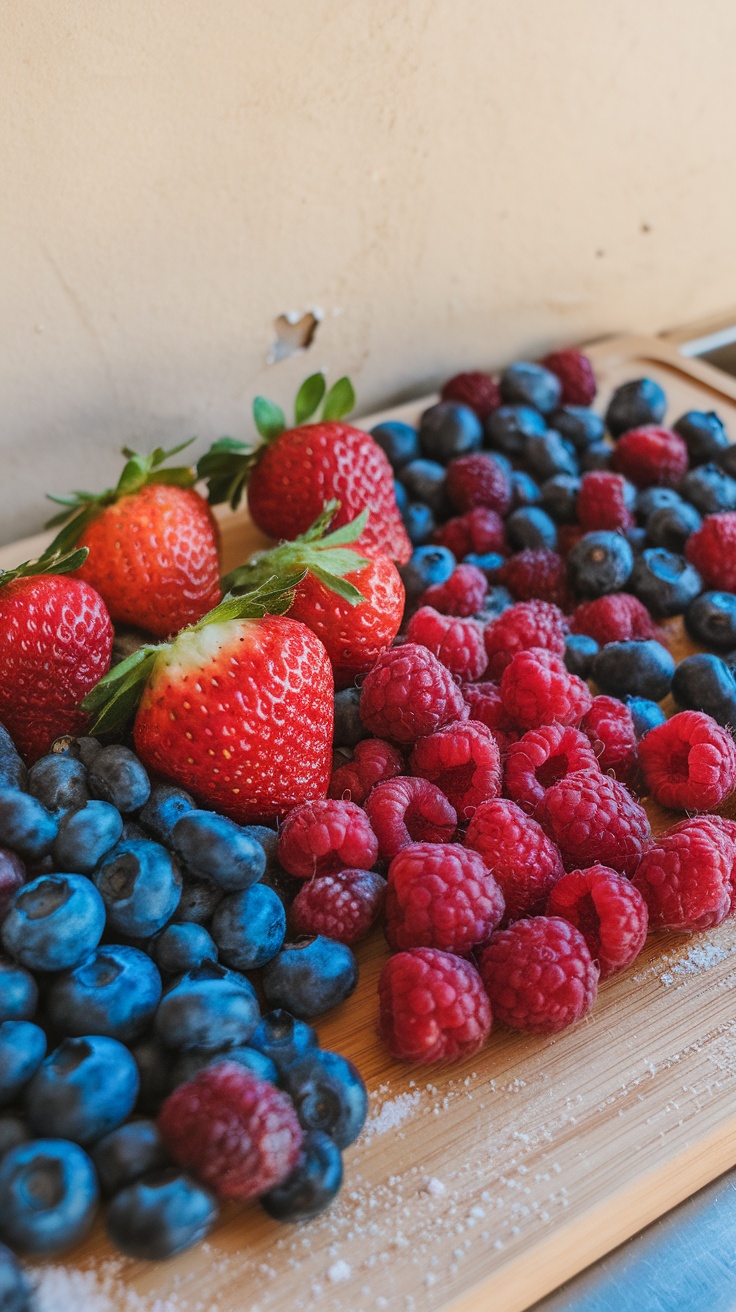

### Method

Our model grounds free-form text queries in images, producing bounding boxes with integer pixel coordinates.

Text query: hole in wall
[268,309,322,363]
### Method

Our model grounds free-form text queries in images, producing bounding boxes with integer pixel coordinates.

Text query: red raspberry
[612,425,689,489]
[498,549,571,609]
[484,599,568,681]
[538,770,651,876]
[461,681,519,753]
[577,471,635,531]
[406,607,487,682]
[378,947,492,1062]
[638,710,736,811]
[539,349,597,407]
[277,799,378,879]
[570,593,658,646]
[385,841,505,954]
[477,916,598,1034]
[464,797,564,920]
[365,775,457,863]
[409,719,501,819]
[433,507,506,559]
[702,815,736,912]
[581,696,638,782]
[290,868,386,945]
[557,524,586,557]
[632,817,733,931]
[440,370,501,419]
[359,643,468,745]
[158,1063,302,1201]
[546,865,648,978]
[500,647,592,729]
[420,563,488,617]
[504,724,601,812]
[686,513,736,591]
[328,737,404,806]
[445,453,512,515]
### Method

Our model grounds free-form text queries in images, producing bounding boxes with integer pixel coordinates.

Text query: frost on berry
[385,841,505,955]
[498,550,571,609]
[612,426,689,489]
[546,865,648,978]
[406,607,487,681]
[365,776,457,863]
[378,947,492,1062]
[478,916,598,1034]
[277,799,378,879]
[638,710,736,811]
[577,471,635,532]
[440,371,501,419]
[464,797,564,921]
[409,720,501,819]
[290,868,386,945]
[503,724,601,812]
[632,817,733,931]
[446,453,511,516]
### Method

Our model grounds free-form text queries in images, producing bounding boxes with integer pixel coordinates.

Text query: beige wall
[2,0,736,543]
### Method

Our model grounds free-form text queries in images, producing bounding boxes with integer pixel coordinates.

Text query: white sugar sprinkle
[327,1259,352,1283]
[364,1090,421,1138]
[660,941,731,986]
[423,1176,446,1197]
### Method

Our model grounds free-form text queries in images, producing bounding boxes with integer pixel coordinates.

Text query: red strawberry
[47,443,221,639]
[198,375,411,564]
[0,547,113,762]
[83,578,333,824]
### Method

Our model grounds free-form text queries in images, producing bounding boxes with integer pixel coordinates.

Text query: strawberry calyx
[222,501,370,606]
[197,373,356,510]
[0,544,89,591]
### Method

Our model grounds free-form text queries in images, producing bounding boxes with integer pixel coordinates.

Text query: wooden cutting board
[14,334,736,1312]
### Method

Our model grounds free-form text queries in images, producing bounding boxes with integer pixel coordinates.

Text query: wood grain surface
[14,335,736,1312]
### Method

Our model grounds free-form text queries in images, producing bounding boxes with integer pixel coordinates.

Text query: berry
[419,402,483,462]
[506,506,557,551]
[92,1120,168,1195]
[605,377,667,438]
[540,474,581,524]
[538,771,651,876]
[646,501,702,552]
[332,688,369,748]
[370,420,419,468]
[581,696,638,781]
[365,776,457,862]
[280,1049,367,1147]
[210,884,286,970]
[485,404,546,457]
[473,583,514,619]
[399,545,456,600]
[0,1239,29,1310]
[433,507,506,560]
[612,426,688,488]
[2,874,105,973]
[540,349,597,406]
[290,869,385,946]
[498,550,570,609]
[409,720,501,818]
[0,1117,28,1160]
[500,361,561,414]
[0,851,25,921]
[484,599,568,680]
[171,1045,278,1090]
[402,501,436,545]
[570,593,658,646]
[0,1022,46,1106]
[106,1170,217,1260]
[685,591,736,649]
[525,431,579,482]
[0,791,57,864]
[248,1010,319,1074]
[577,472,636,532]
[405,607,487,681]
[500,647,592,729]
[399,459,447,516]
[552,406,605,449]
[638,710,736,811]
[546,865,647,978]
[674,410,729,464]
[27,754,89,815]
[385,842,504,954]
[94,839,181,939]
[625,695,667,739]
[0,963,37,1024]
[637,486,683,520]
[503,724,601,812]
[633,548,704,617]
[509,470,542,509]
[580,441,612,471]
[632,817,733,931]
[680,463,736,515]
[591,639,675,702]
[564,634,599,678]
[261,1130,343,1223]
[0,729,26,795]
[0,1139,98,1254]
[378,947,492,1062]
[359,644,468,745]
[261,937,358,1018]
[171,811,267,891]
[53,800,123,875]
[440,371,501,419]
[445,453,511,515]
[567,531,634,597]
[26,1036,139,1145]
[419,563,488,618]
[155,962,259,1052]
[277,799,378,880]
[478,916,598,1033]
[328,738,404,806]
[86,745,150,813]
[686,512,736,591]
[174,876,224,925]
[465,798,564,919]
[138,782,195,846]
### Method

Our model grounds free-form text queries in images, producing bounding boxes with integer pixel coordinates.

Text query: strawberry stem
[222,502,370,605]
[0,545,89,591]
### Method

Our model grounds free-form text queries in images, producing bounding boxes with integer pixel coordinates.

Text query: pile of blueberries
[0,727,366,1302]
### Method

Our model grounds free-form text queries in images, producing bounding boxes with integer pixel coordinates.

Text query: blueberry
[0,727,26,794]
[281,1048,367,1148]
[171,811,266,892]
[261,1130,342,1223]
[624,696,667,739]
[53,800,123,875]
[646,502,702,552]
[48,945,162,1043]
[0,962,37,1024]
[244,824,279,874]
[551,406,605,450]
[88,745,151,813]
[370,420,419,469]
[248,1009,319,1073]
[0,1022,46,1107]
[567,531,634,597]
[121,820,147,842]
[0,791,57,864]
[153,923,217,976]
[680,463,736,515]
[564,633,599,678]
[393,477,408,513]
[579,440,612,471]
[399,546,456,601]
[473,585,514,618]
[398,459,447,516]
[0,1117,29,1160]
[592,640,675,701]
[605,377,667,438]
[500,361,561,414]
[139,784,195,846]
[0,1138,98,1254]
[26,1036,139,1145]
[261,937,358,1019]
[93,1119,168,1195]
[636,486,683,522]
[463,553,505,579]
[75,736,103,767]
[509,470,541,510]
[672,653,736,725]
[171,1045,278,1089]
[211,884,286,971]
[485,404,547,457]
[28,755,89,815]
[540,475,581,524]
[173,876,224,924]
[718,445,736,480]
[0,850,25,919]
[505,506,557,551]
[674,410,729,465]
[106,1168,217,1260]
[155,961,260,1051]
[625,526,647,555]
[524,431,579,481]
[419,402,483,464]
[630,549,702,617]
[402,501,436,545]
[2,874,105,972]
[333,687,369,747]
[94,839,182,939]
[685,591,736,650]
[0,1239,29,1311]
[130,1037,170,1114]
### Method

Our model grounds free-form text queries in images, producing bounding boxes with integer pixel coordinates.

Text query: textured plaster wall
[2,0,736,542]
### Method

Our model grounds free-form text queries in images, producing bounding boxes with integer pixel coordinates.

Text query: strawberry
[47,443,221,639]
[198,374,412,564]
[0,546,113,762]
[83,578,334,824]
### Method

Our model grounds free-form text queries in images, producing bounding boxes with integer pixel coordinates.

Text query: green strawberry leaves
[253,397,286,441]
[294,373,326,425]
[322,377,356,422]
[0,544,89,591]
[222,501,369,606]
[195,437,258,512]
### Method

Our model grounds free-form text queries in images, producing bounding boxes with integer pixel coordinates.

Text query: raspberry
[686,513,736,591]
[290,868,386,945]
[365,776,457,863]
[461,681,518,754]
[570,593,658,646]
[612,425,689,489]
[406,607,487,682]
[328,737,404,806]
[538,771,651,876]
[557,524,586,557]
[477,916,598,1034]
[581,696,638,782]
[484,599,568,681]
[497,549,571,609]
[378,947,492,1062]
[546,865,648,978]
[277,799,378,879]
[464,797,564,920]
[440,370,501,419]
[359,643,468,745]
[638,710,736,811]
[385,841,505,954]
[433,507,506,559]
[445,453,512,515]
[409,719,501,819]
[577,471,635,531]
[632,817,733,931]
[504,724,601,812]
[539,349,597,406]
[158,1063,302,1200]
[500,647,592,729]
[702,815,736,912]
[420,563,488,617]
